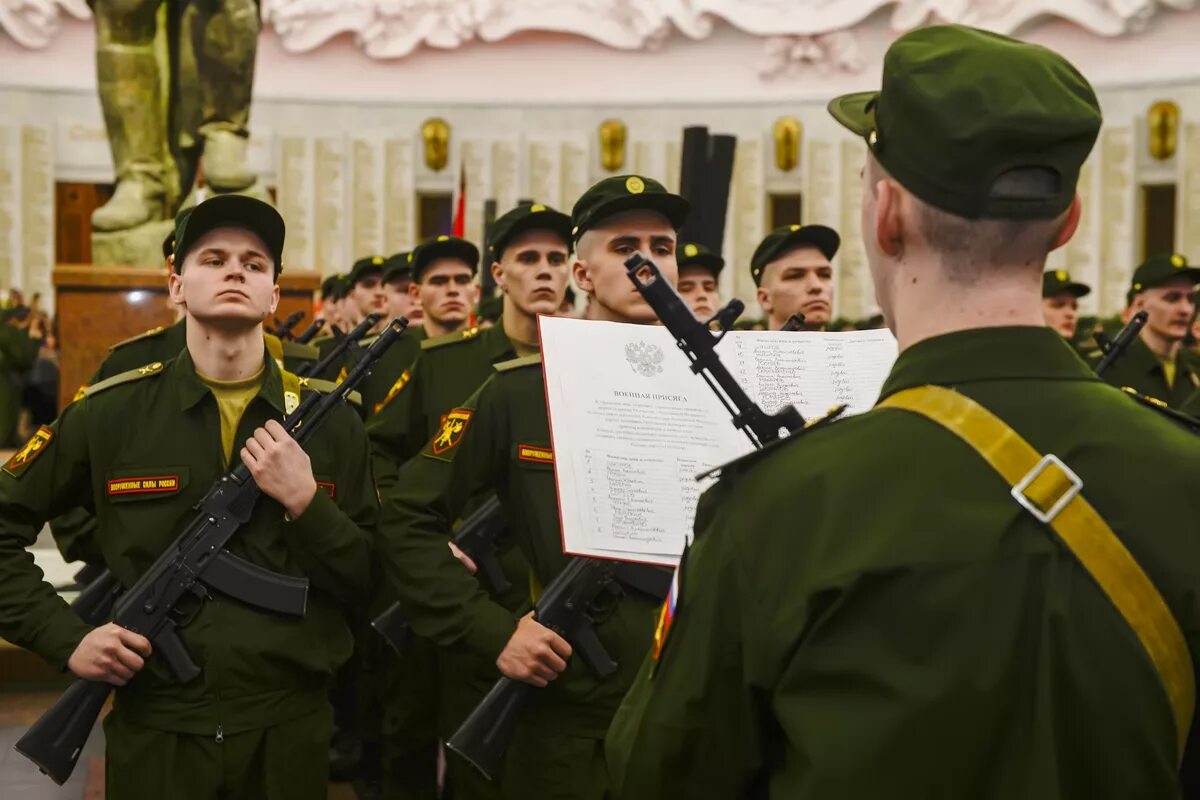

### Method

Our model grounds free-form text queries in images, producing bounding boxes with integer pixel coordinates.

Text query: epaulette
[81,361,166,399]
[421,326,482,352]
[297,376,363,408]
[700,404,848,480]
[495,353,542,373]
[1119,386,1200,434]
[281,340,319,360]
[109,325,167,351]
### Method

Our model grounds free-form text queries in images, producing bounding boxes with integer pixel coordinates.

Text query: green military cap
[570,174,689,243]
[1129,253,1200,294]
[488,202,573,260]
[381,252,413,284]
[320,273,346,300]
[411,235,479,282]
[347,255,386,287]
[677,242,724,277]
[173,195,285,274]
[162,206,193,261]
[1042,269,1091,299]
[750,224,840,286]
[828,24,1102,220]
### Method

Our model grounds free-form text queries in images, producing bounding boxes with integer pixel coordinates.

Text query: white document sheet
[539,316,898,566]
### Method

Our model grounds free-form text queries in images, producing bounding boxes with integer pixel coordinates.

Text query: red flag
[451,164,466,238]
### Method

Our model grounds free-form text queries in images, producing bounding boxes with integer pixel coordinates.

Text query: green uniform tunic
[352,326,426,417]
[606,327,1200,799]
[368,323,530,800]
[1092,333,1200,408]
[381,355,660,799]
[0,322,41,445]
[0,347,377,797]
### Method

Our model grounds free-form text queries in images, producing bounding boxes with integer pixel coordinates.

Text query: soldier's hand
[241,419,317,518]
[67,623,152,686]
[496,612,572,687]
[448,541,478,574]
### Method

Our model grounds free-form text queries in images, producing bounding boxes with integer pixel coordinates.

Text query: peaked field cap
[570,175,690,242]
[173,195,285,273]
[750,224,840,285]
[829,24,1102,220]
[488,202,573,260]
[412,235,480,281]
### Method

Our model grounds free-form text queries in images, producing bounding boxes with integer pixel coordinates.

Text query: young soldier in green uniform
[409,235,481,338]
[0,195,378,800]
[379,176,688,799]
[367,202,571,799]
[1042,269,1090,342]
[751,224,839,331]
[607,25,1200,798]
[1094,253,1200,406]
[352,253,427,417]
[383,251,423,327]
[676,242,723,321]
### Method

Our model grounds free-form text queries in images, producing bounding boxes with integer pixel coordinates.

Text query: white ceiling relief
[2,0,1194,62]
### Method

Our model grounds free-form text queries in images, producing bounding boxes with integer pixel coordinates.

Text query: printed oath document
[539,316,897,566]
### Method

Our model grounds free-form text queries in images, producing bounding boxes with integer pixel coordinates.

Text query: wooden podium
[54,265,321,411]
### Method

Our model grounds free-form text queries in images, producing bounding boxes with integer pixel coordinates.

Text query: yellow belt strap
[880,384,1195,760]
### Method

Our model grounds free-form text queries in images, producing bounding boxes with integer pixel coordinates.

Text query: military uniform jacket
[606,327,1200,799]
[380,356,660,736]
[352,326,426,416]
[1093,333,1200,409]
[367,323,514,493]
[0,347,378,737]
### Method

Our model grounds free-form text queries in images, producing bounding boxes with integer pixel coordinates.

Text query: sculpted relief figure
[91,0,262,240]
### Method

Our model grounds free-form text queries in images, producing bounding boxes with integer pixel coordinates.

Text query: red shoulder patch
[431,409,472,455]
[3,426,53,478]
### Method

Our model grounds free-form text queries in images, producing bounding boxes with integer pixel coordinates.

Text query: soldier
[0,195,377,799]
[346,256,391,335]
[365,202,570,800]
[379,175,687,799]
[1041,269,1090,341]
[607,25,1200,797]
[349,254,428,418]
[409,236,481,338]
[1094,253,1200,407]
[319,273,349,329]
[676,242,723,321]
[751,224,840,331]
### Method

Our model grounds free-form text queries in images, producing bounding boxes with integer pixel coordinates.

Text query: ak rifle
[269,310,306,340]
[66,313,382,628]
[16,318,408,785]
[294,318,327,345]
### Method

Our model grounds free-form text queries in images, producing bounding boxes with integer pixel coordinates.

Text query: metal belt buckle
[1011,453,1083,524]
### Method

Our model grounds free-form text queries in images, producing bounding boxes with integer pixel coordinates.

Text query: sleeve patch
[427,408,473,458]
[316,480,336,499]
[3,426,54,478]
[374,369,412,414]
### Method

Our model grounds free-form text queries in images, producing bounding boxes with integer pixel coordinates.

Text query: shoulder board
[421,326,483,351]
[109,325,167,351]
[81,361,166,399]
[297,376,362,408]
[700,404,847,481]
[495,353,542,373]
[281,340,319,360]
[1119,386,1200,434]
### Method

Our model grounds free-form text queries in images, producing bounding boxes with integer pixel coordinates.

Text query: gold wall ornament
[1148,101,1180,161]
[421,117,451,172]
[773,116,802,173]
[599,119,627,172]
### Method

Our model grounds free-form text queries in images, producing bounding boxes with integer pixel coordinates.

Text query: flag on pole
[451,164,466,238]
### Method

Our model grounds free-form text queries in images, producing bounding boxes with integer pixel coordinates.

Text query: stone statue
[91,0,265,263]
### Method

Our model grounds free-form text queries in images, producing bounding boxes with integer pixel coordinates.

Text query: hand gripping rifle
[64,313,383,629]
[16,317,409,785]
[296,313,381,378]
[1093,310,1148,378]
[294,318,327,345]
[371,495,512,654]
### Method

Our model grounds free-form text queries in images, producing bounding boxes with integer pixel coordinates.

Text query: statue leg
[191,0,259,192]
[92,0,168,232]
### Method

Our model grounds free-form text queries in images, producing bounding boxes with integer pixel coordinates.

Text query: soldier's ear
[572,257,596,295]
[167,269,186,306]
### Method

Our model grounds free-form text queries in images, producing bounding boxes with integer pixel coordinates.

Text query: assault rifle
[16,318,409,785]
[447,557,671,779]
[780,313,807,332]
[269,310,306,340]
[296,313,381,378]
[1093,311,1148,377]
[372,495,511,654]
[294,318,327,345]
[63,313,382,629]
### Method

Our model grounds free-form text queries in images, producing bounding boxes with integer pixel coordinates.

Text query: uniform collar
[484,321,519,363]
[1125,333,1190,377]
[878,326,1098,401]
[172,343,289,415]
